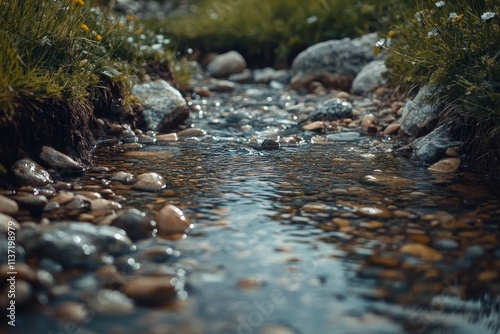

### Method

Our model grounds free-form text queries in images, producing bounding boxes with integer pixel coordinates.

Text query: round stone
[156,204,192,235]
[133,172,166,192]
[11,159,53,186]
[110,171,134,184]
[111,208,157,241]
[122,275,177,304]
[0,195,18,215]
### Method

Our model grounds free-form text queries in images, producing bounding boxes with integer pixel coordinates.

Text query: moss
[0,0,190,186]
[382,0,500,173]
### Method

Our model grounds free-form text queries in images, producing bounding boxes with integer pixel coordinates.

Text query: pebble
[355,206,392,219]
[465,245,484,258]
[111,208,157,241]
[11,158,53,186]
[326,132,361,142]
[156,133,178,142]
[0,195,18,215]
[12,194,48,212]
[433,239,459,250]
[360,174,413,187]
[400,243,443,262]
[360,113,376,129]
[259,325,298,334]
[428,158,461,173]
[336,91,351,100]
[122,275,177,304]
[39,146,83,172]
[133,172,166,192]
[177,128,206,137]
[302,121,325,131]
[90,198,122,211]
[87,289,135,314]
[308,98,353,121]
[383,123,401,135]
[51,301,89,324]
[50,192,75,204]
[110,171,134,184]
[156,204,192,235]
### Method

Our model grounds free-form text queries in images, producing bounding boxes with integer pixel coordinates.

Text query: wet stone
[122,275,178,305]
[0,195,18,215]
[11,159,53,186]
[400,243,443,262]
[433,239,459,250]
[110,171,134,184]
[17,222,133,268]
[0,213,20,233]
[111,208,157,241]
[40,146,83,173]
[51,301,89,324]
[355,206,392,219]
[465,245,484,258]
[133,172,166,192]
[308,98,353,121]
[87,289,135,315]
[90,198,122,211]
[326,132,361,142]
[12,194,48,212]
[156,204,192,235]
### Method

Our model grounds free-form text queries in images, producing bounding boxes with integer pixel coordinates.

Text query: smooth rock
[122,275,177,304]
[302,121,325,131]
[132,80,189,133]
[428,158,461,173]
[156,204,192,234]
[208,79,237,92]
[259,325,298,334]
[400,85,442,137]
[156,133,178,142]
[11,159,53,186]
[17,222,133,268]
[111,208,157,241]
[400,243,443,262]
[308,98,353,121]
[433,239,459,250]
[87,289,135,315]
[412,123,462,164]
[326,132,361,142]
[12,194,48,212]
[51,301,89,324]
[360,113,377,129]
[355,206,392,219]
[383,123,401,135]
[133,172,166,192]
[291,33,379,90]
[177,128,206,137]
[352,60,388,94]
[110,171,134,184]
[207,51,246,78]
[0,195,18,215]
[40,146,83,172]
[90,198,122,211]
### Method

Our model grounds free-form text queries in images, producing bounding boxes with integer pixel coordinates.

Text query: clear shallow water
[10,86,500,334]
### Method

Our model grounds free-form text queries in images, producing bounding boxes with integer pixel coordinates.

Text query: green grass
[0,0,190,175]
[380,0,500,172]
[150,0,416,65]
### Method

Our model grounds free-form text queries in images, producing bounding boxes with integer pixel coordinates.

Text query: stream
[5,82,500,334]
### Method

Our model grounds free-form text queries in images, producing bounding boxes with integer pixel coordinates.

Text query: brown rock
[123,276,177,304]
[400,243,443,262]
[383,123,401,135]
[0,195,18,215]
[428,158,461,173]
[361,113,376,129]
[156,204,192,234]
[302,121,325,131]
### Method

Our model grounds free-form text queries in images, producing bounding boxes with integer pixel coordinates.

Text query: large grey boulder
[290,33,379,91]
[132,80,189,133]
[352,60,388,94]
[412,123,461,164]
[400,85,442,137]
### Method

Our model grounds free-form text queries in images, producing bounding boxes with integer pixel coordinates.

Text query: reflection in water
[92,139,500,333]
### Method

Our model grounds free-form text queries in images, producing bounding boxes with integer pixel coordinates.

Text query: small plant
[0,0,189,176]
[381,0,500,172]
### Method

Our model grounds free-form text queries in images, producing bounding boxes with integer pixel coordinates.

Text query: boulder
[207,51,247,78]
[352,60,388,94]
[132,80,189,133]
[290,33,379,91]
[400,85,442,137]
[412,123,461,164]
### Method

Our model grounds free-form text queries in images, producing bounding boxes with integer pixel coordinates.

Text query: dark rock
[132,80,189,133]
[40,146,83,174]
[17,222,133,268]
[11,159,53,186]
[412,123,461,164]
[111,208,157,241]
[308,98,353,122]
[400,85,442,137]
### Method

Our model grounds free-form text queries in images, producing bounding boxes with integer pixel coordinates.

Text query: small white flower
[448,12,458,20]
[481,12,496,22]
[427,27,439,37]
[435,1,445,8]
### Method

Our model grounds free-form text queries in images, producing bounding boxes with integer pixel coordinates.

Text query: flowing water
[10,84,500,334]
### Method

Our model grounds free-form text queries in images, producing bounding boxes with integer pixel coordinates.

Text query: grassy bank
[381,0,500,173]
[0,0,188,182]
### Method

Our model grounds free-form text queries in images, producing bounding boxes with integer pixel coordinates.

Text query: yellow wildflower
[387,30,397,38]
[73,0,84,6]
[137,28,143,34]
[96,35,102,41]
[452,13,464,23]
[81,24,89,32]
